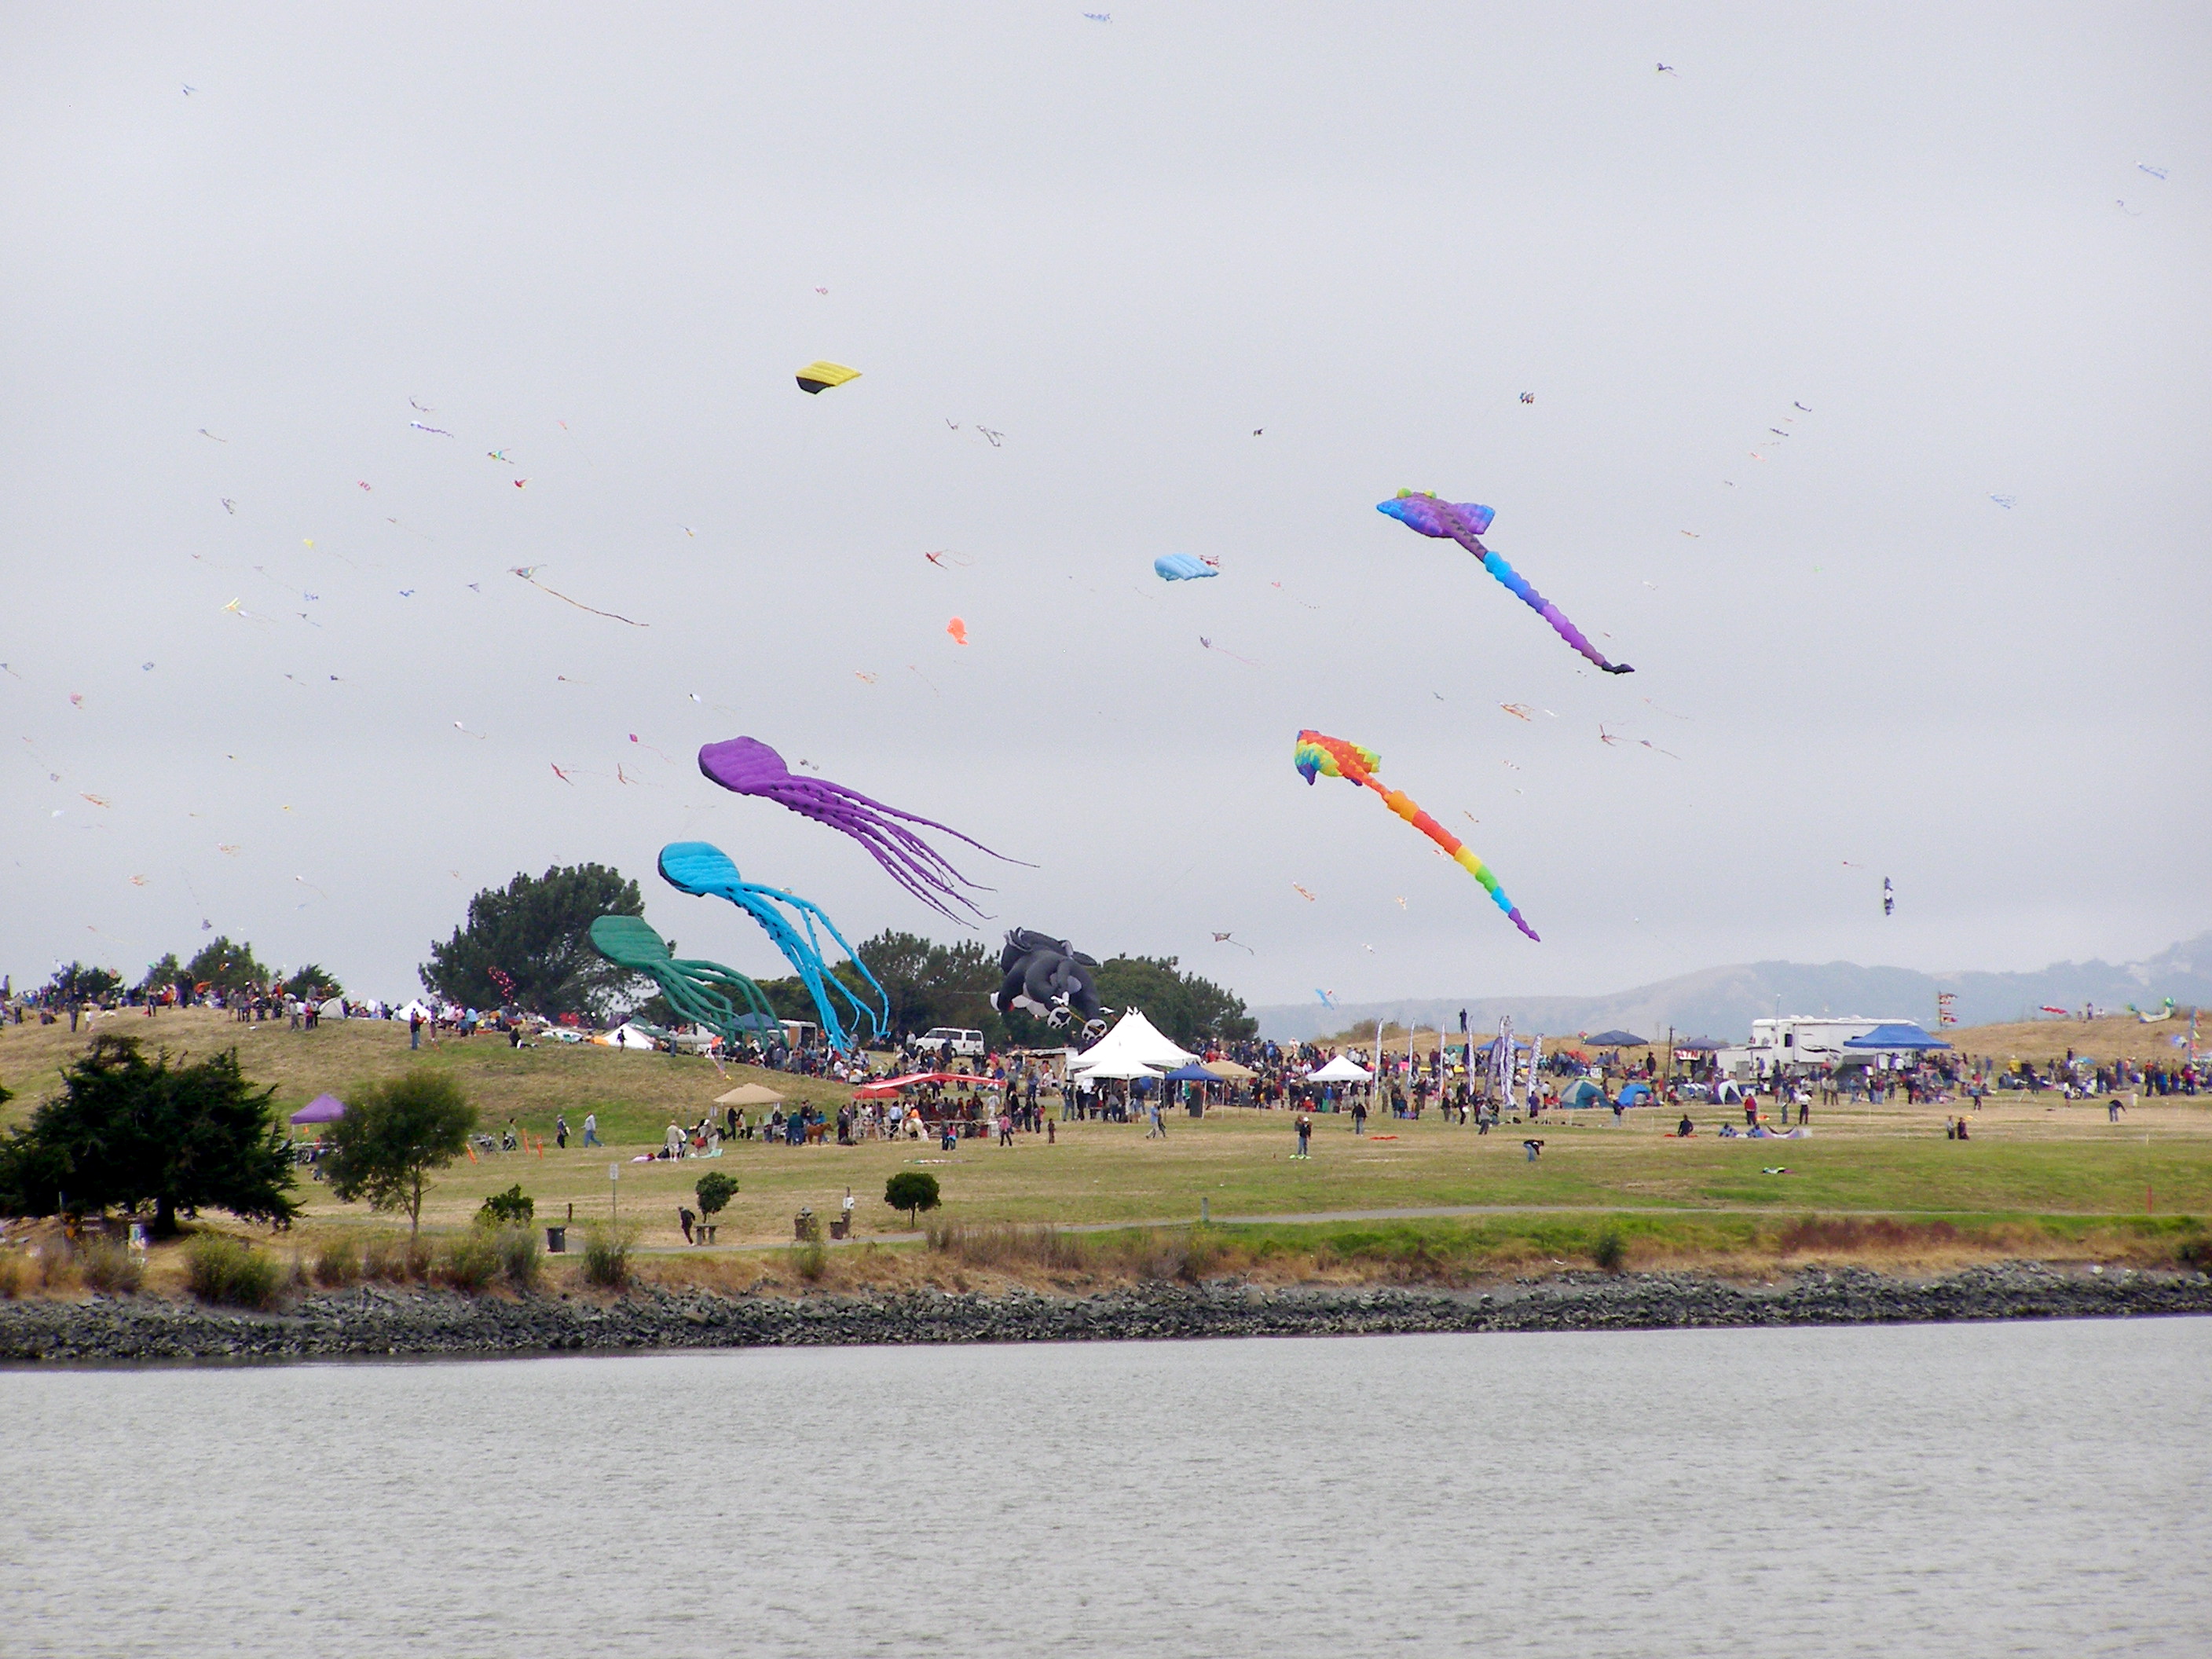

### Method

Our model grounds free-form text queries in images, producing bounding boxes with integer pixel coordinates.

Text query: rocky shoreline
[2,1263,2207,1366]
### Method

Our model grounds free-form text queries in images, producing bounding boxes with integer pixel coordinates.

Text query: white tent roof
[1075,1056,1165,1080]
[1309,1054,1372,1082]
[1068,1008,1198,1073]
[599,1022,662,1049]
[393,998,434,1022]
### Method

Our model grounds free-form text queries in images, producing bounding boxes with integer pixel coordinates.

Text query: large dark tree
[324,1073,476,1236]
[186,936,269,996]
[137,952,184,997]
[420,863,646,1019]
[283,964,342,1000]
[0,1035,299,1234]
[44,961,123,1003]
[851,931,1009,1045]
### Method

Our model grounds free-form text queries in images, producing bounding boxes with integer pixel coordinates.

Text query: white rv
[1716,1016,1905,1079]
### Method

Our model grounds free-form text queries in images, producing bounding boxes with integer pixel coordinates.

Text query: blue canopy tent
[1164,1060,1222,1116]
[1843,1023,1952,1053]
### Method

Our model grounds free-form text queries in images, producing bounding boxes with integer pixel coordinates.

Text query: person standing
[1352,1097,1368,1136]
[1295,1113,1312,1159]
[408,1009,423,1050]
[1147,1101,1166,1140]
[583,1111,600,1148]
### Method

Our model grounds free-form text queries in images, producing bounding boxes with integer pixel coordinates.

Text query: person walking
[582,1111,600,1148]
[1295,1113,1312,1159]
[555,1113,570,1149]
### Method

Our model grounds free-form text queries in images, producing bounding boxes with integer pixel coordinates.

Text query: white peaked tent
[1309,1054,1372,1083]
[1068,1008,1199,1075]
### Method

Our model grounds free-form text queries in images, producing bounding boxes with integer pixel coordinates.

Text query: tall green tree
[137,952,184,997]
[186,936,269,996]
[323,1074,476,1236]
[420,863,646,1019]
[0,1035,299,1234]
[851,931,1009,1044]
[44,961,123,1003]
[1093,955,1256,1048]
[283,964,342,1000]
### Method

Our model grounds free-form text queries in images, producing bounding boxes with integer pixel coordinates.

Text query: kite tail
[1379,786,1544,943]
[1477,550,1632,674]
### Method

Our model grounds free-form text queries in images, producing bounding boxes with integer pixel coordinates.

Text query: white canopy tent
[1068,1008,1199,1075]
[1074,1056,1165,1081]
[1308,1054,1373,1083]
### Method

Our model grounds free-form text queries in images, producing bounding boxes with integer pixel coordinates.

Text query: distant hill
[1251,932,2212,1045]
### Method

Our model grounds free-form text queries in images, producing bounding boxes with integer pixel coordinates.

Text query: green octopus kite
[585,914,781,1046]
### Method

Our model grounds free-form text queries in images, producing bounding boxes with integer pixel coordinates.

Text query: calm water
[4,1318,2207,1657]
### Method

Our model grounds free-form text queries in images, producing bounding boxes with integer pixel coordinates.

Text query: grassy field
[3,1009,2208,1280]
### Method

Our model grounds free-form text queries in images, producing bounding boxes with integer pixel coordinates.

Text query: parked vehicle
[914,1027,987,1060]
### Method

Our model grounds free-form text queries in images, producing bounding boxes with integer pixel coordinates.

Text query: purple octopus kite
[698,736,1019,921]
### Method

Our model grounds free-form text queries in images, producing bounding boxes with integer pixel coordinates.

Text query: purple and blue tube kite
[1378,490,1632,674]
[697,736,1018,921]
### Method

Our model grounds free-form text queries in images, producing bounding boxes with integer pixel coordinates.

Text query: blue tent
[1843,1023,1952,1052]
[1562,1078,1607,1108]
[1163,1062,1221,1082]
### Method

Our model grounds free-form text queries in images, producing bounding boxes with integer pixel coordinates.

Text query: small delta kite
[795,361,862,394]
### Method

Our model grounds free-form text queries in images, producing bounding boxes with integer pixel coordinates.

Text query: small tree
[0,1035,298,1235]
[44,961,123,1004]
[284,964,342,1001]
[694,1171,738,1219]
[324,1074,475,1236]
[186,936,269,998]
[884,1170,940,1228]
[477,1184,534,1227]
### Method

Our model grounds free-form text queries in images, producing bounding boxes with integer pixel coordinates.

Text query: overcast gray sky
[4,4,2207,1009]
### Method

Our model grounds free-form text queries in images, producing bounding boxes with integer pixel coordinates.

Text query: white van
[915,1027,987,1060]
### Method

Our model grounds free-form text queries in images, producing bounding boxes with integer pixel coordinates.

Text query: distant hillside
[1251,932,2212,1045]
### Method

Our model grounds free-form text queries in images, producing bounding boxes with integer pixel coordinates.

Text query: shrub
[884,1170,941,1227]
[0,1252,21,1298]
[38,1245,81,1291]
[360,1231,434,1282]
[790,1241,827,1283]
[313,1237,364,1287]
[81,1237,144,1294]
[439,1229,502,1291]
[496,1225,542,1290]
[694,1172,738,1218]
[477,1185,534,1228]
[581,1221,637,1289]
[1591,1228,1627,1273]
[184,1233,283,1309]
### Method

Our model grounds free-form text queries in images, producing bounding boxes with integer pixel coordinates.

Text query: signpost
[610,1162,620,1221]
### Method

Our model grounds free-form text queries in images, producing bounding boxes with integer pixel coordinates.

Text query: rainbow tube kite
[1294,729,1540,942]
[1377,491,1632,674]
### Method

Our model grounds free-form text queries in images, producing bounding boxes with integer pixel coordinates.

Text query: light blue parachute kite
[657,840,890,1052]
[1153,553,1218,581]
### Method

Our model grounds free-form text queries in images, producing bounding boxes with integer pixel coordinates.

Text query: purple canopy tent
[290,1093,346,1126]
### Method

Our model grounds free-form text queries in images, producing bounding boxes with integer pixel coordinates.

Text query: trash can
[544,1225,566,1253]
